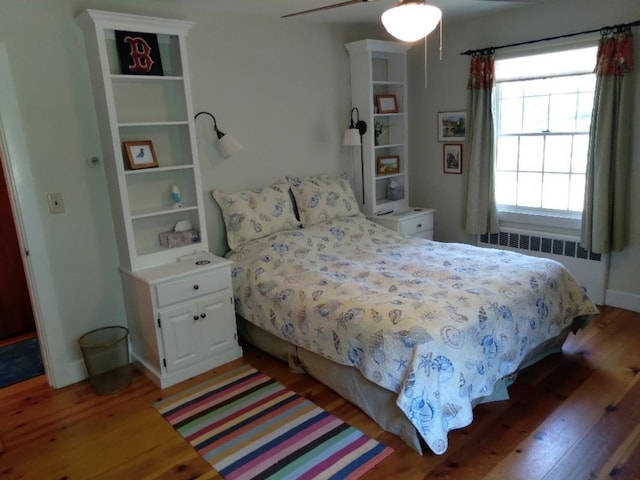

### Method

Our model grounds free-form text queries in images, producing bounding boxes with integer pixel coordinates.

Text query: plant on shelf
[374,120,387,146]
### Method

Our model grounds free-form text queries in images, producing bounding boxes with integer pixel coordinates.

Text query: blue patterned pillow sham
[212,179,301,251]
[288,173,362,227]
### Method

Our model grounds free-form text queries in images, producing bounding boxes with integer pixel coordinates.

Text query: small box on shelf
[159,228,199,248]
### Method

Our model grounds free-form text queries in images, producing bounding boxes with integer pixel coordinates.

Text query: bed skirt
[237,315,575,455]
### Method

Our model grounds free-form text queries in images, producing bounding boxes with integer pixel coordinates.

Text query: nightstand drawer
[398,214,433,236]
[155,269,230,307]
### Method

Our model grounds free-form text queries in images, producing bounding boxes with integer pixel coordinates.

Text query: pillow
[288,173,362,226]
[212,179,301,251]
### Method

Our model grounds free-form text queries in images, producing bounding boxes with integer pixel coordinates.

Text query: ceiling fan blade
[282,0,375,18]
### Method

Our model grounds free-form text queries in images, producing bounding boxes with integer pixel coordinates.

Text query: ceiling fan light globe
[381,3,442,42]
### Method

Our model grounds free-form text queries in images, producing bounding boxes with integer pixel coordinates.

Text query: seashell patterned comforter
[227,216,599,454]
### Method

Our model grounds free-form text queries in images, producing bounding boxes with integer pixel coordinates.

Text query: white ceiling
[202,0,544,25]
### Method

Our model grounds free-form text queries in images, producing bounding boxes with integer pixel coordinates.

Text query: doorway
[0,145,43,388]
[0,147,37,342]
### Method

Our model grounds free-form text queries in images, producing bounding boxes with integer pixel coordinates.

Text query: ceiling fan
[282,0,540,21]
[283,0,444,42]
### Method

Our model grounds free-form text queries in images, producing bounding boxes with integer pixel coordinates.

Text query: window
[494,46,597,230]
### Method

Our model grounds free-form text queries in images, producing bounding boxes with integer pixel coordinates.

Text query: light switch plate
[47,192,65,214]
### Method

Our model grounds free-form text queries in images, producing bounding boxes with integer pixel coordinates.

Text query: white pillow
[212,179,300,251]
[288,173,362,226]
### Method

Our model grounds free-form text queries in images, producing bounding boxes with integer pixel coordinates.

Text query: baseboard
[605,289,640,313]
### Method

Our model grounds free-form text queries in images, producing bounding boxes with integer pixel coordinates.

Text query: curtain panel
[581,28,635,254]
[464,53,499,234]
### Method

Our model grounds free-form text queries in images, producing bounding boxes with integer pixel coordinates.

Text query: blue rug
[0,337,45,388]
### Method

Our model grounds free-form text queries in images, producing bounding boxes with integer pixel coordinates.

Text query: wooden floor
[1,305,639,479]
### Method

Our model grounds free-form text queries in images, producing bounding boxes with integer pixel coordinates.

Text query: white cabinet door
[159,303,199,373]
[199,292,236,358]
[159,289,235,374]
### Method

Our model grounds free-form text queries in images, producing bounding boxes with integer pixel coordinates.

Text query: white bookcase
[77,10,242,388]
[76,9,207,272]
[345,39,411,217]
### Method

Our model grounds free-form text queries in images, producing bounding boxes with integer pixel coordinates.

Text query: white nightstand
[120,254,243,388]
[369,208,435,240]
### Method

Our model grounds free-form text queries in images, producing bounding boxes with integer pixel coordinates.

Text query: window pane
[496,136,519,170]
[549,93,578,131]
[577,74,596,92]
[571,135,589,173]
[495,171,517,205]
[499,82,522,99]
[499,97,523,134]
[522,95,549,132]
[569,174,585,211]
[545,135,572,172]
[548,76,578,95]
[542,173,570,210]
[577,91,595,131]
[517,172,542,208]
[519,136,544,171]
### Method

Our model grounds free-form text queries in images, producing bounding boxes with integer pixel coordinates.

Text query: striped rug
[154,364,393,480]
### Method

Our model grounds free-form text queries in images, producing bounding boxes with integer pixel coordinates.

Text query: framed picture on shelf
[376,94,398,114]
[376,155,400,175]
[443,144,463,174]
[123,140,159,170]
[115,30,164,76]
[437,111,466,141]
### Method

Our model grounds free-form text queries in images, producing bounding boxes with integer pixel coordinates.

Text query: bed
[212,174,599,455]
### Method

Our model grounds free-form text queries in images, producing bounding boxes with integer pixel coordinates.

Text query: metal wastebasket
[79,326,132,395]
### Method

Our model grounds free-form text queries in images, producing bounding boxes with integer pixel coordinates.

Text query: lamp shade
[381,3,442,42]
[216,133,242,159]
[343,128,361,146]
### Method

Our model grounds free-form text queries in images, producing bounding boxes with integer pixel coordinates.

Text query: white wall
[408,0,640,311]
[0,0,379,387]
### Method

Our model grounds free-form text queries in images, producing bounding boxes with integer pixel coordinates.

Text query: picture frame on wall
[443,144,463,174]
[376,94,398,114]
[437,111,466,142]
[115,30,164,76]
[123,140,159,170]
[376,155,400,175]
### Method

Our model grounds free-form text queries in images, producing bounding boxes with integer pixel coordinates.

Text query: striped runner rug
[154,364,393,480]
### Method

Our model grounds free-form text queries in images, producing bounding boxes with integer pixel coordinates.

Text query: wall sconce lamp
[343,107,367,203]
[342,107,367,146]
[194,111,242,159]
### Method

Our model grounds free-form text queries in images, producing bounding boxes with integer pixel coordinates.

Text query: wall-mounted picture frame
[438,111,466,141]
[443,144,463,174]
[376,94,398,114]
[115,30,164,76]
[376,155,400,175]
[123,140,159,170]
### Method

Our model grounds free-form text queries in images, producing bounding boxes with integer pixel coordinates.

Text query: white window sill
[497,207,582,239]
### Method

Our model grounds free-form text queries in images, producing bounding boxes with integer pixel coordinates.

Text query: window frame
[492,37,599,235]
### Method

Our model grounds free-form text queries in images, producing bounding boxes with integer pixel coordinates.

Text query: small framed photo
[376,155,400,175]
[123,140,159,170]
[438,111,466,141]
[376,94,398,114]
[443,144,463,174]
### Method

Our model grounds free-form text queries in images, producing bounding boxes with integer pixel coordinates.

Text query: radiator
[478,229,607,305]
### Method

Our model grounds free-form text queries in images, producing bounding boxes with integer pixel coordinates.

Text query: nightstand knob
[193,284,199,290]
[200,313,206,319]
[193,315,199,321]
[417,224,422,228]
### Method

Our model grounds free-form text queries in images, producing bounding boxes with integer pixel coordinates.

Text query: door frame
[0,44,68,388]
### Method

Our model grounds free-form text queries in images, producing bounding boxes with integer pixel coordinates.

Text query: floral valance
[467,53,495,90]
[595,29,634,76]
